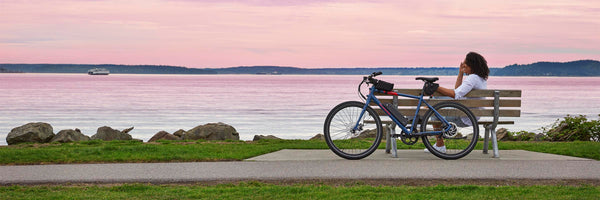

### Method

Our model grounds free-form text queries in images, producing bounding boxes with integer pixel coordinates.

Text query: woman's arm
[455,72,464,89]
[437,86,455,98]
[455,62,467,89]
[435,62,466,98]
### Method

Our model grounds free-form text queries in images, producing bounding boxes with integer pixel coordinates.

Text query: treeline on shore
[2,59,600,76]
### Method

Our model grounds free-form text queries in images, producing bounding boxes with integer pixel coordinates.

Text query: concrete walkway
[1,150,598,185]
[246,149,592,161]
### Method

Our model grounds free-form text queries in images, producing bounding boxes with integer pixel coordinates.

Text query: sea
[1,73,599,145]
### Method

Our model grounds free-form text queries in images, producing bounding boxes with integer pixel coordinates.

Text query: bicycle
[323,72,479,160]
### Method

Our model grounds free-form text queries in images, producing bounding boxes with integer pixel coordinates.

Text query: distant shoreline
[2,60,600,76]
[3,72,600,78]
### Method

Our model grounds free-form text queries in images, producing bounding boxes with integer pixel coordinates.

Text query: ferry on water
[88,68,110,75]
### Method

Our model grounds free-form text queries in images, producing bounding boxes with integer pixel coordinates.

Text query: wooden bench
[374,89,522,158]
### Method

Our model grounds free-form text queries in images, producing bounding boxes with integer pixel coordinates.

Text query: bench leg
[483,126,490,154]
[491,128,500,158]
[385,125,391,154]
[390,126,398,158]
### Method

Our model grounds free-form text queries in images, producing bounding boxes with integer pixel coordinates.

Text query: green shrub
[515,131,536,141]
[544,114,600,142]
[505,130,540,141]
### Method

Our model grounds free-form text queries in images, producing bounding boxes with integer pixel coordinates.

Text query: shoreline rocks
[5,122,246,145]
[309,134,325,140]
[6,122,54,145]
[5,122,324,145]
[50,129,90,143]
[183,122,239,141]
[148,131,181,142]
[91,126,134,141]
[253,135,282,141]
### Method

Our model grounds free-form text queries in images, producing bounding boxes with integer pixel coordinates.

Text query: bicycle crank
[400,130,419,145]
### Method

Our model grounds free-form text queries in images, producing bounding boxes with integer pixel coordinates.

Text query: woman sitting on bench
[425,51,490,153]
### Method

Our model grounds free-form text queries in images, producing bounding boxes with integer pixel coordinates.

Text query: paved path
[1,150,598,185]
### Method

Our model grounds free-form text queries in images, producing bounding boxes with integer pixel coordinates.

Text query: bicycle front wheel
[420,102,479,160]
[324,101,383,160]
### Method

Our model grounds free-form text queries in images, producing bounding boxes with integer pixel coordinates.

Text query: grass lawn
[1,183,599,200]
[0,139,598,165]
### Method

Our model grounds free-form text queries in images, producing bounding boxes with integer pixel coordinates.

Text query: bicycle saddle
[415,77,439,83]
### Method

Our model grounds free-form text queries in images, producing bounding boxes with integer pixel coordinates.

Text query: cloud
[0,0,599,67]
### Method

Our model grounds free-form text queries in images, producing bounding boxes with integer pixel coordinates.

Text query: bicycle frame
[354,84,451,136]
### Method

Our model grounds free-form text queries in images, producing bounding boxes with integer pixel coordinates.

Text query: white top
[454,74,487,99]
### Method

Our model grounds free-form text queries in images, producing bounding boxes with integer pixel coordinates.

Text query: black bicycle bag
[383,103,409,126]
[375,80,394,91]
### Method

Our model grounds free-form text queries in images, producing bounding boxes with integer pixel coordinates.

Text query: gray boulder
[148,131,181,142]
[310,134,325,140]
[356,128,388,139]
[91,126,134,141]
[6,122,54,145]
[50,129,90,143]
[122,127,134,134]
[183,122,239,141]
[173,129,187,138]
[253,135,282,141]
[496,128,514,141]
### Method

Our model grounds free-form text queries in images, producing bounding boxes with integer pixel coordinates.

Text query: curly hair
[464,52,489,80]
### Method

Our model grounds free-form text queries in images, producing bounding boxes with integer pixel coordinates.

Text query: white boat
[88,68,110,75]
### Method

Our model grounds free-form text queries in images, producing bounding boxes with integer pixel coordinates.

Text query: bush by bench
[374,89,522,158]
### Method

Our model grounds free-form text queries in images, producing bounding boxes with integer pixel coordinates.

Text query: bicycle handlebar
[363,71,382,84]
[359,72,383,100]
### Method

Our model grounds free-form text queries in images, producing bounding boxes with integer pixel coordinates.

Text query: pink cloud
[1,0,599,68]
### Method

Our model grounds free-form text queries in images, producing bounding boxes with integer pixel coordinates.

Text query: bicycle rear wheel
[420,102,479,160]
[324,101,382,160]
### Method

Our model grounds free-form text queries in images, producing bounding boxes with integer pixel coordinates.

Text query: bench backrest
[373,89,522,118]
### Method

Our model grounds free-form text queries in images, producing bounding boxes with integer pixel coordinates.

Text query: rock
[122,127,134,134]
[183,123,239,141]
[173,129,187,138]
[50,129,90,143]
[148,131,181,142]
[465,133,473,141]
[356,128,388,139]
[91,126,133,141]
[6,122,55,145]
[253,135,282,141]
[310,134,325,140]
[496,128,512,141]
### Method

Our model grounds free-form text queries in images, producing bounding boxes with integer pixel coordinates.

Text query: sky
[1,0,599,68]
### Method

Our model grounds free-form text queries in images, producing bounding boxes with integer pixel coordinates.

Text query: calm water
[1,73,599,145]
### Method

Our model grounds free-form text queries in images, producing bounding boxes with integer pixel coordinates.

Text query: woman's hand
[455,62,466,89]
[459,62,467,74]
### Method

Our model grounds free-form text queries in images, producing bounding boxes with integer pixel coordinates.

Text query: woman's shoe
[424,145,447,153]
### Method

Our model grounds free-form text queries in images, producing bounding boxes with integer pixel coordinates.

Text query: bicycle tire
[420,101,479,160]
[324,101,383,160]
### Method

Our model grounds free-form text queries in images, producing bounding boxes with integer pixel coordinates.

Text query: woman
[425,52,490,153]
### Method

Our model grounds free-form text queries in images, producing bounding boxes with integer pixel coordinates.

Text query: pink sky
[1,0,599,68]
